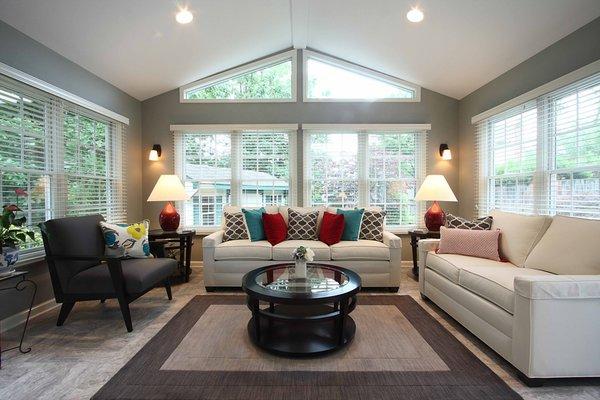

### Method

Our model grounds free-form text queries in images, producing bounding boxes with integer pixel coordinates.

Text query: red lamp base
[424,200,446,232]
[159,202,180,231]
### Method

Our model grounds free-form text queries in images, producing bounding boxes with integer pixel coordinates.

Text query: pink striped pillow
[437,226,501,261]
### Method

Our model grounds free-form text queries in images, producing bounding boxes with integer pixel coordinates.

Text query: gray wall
[457,17,600,218]
[0,20,142,320]
[141,50,460,261]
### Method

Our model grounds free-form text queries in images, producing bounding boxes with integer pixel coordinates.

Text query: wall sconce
[149,144,162,161]
[439,143,452,160]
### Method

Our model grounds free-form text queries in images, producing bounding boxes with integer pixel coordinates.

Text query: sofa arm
[203,230,224,248]
[512,275,600,378]
[382,231,401,249]
[417,239,440,292]
[514,275,600,300]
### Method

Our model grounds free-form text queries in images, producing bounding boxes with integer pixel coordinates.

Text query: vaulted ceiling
[1,0,599,101]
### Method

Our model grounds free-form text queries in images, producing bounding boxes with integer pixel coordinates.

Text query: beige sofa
[203,206,402,290]
[418,210,600,385]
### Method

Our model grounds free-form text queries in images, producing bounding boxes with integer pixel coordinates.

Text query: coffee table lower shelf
[247,304,356,357]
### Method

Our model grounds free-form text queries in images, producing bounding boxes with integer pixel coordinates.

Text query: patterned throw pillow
[437,226,501,261]
[287,209,319,240]
[359,210,387,242]
[222,212,249,242]
[99,220,152,258]
[445,213,493,230]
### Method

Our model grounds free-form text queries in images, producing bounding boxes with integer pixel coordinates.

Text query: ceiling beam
[290,0,309,49]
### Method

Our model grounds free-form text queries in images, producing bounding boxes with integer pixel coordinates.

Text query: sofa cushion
[272,240,330,261]
[222,212,248,242]
[524,215,600,275]
[437,226,501,261]
[319,212,345,245]
[67,258,176,294]
[279,206,326,230]
[359,210,386,242]
[490,210,552,267]
[287,209,319,240]
[425,253,517,284]
[330,240,390,261]
[458,265,552,314]
[445,213,493,230]
[214,240,272,260]
[337,208,364,241]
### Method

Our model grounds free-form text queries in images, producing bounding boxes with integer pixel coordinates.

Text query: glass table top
[255,264,349,294]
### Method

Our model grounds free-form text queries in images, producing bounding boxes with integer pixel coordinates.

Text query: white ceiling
[1,0,599,101]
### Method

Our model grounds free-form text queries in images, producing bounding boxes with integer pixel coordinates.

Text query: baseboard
[1,299,59,334]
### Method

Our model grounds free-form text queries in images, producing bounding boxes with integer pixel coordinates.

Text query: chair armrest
[514,275,600,300]
[46,254,124,262]
[382,231,401,249]
[203,230,224,248]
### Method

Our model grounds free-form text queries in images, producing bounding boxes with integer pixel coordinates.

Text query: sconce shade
[149,144,162,161]
[439,143,452,160]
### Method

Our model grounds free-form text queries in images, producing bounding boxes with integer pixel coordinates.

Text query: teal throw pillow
[242,207,266,241]
[337,208,364,241]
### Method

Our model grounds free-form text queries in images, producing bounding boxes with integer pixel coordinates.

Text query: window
[180,50,297,103]
[303,125,428,230]
[303,51,420,102]
[173,125,297,230]
[0,74,127,256]
[475,72,600,219]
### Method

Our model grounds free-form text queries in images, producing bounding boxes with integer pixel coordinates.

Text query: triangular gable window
[181,50,296,103]
[303,50,420,102]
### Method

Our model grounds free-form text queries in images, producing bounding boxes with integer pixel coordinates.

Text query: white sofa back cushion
[524,215,600,275]
[490,210,552,267]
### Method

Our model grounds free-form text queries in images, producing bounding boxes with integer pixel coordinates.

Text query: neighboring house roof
[185,164,288,188]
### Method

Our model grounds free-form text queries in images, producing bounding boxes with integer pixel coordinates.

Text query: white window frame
[179,50,298,103]
[302,50,421,103]
[0,67,129,265]
[474,62,600,219]
[171,124,299,233]
[302,124,429,232]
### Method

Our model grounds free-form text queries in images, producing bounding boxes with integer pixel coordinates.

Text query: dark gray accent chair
[40,214,176,332]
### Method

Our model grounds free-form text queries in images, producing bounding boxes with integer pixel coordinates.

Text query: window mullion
[231,131,241,205]
[358,131,368,207]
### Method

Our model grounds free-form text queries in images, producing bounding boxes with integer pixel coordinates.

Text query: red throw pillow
[319,212,345,245]
[437,226,501,261]
[262,213,287,245]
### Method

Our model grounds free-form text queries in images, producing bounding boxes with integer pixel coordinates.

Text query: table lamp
[147,175,190,231]
[414,175,458,231]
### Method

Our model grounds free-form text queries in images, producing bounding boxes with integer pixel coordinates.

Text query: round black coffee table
[242,263,361,357]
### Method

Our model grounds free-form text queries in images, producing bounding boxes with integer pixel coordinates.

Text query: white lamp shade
[414,175,458,202]
[147,175,190,202]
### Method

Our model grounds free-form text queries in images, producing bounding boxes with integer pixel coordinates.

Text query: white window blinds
[0,74,128,255]
[475,72,600,219]
[303,125,428,230]
[173,126,297,230]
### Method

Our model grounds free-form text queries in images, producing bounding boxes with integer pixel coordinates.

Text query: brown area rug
[93,295,522,400]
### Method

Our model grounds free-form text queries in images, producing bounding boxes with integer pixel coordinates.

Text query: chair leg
[57,301,75,326]
[115,295,133,332]
[164,278,172,300]
[100,298,106,303]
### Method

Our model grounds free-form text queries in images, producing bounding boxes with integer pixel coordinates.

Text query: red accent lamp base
[424,200,446,232]
[159,202,180,231]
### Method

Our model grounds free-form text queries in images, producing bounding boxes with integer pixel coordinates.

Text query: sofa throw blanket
[287,209,319,240]
[223,212,249,242]
[445,213,492,230]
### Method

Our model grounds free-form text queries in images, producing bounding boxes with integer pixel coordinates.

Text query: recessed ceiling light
[176,8,193,24]
[406,7,424,23]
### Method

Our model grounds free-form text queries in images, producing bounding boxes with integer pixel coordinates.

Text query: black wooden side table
[0,271,37,368]
[409,230,441,277]
[148,230,195,282]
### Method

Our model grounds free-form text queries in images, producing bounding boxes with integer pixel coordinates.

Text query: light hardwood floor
[0,263,598,400]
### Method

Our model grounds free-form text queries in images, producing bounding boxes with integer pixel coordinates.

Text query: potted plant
[1,204,35,275]
[291,245,315,279]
